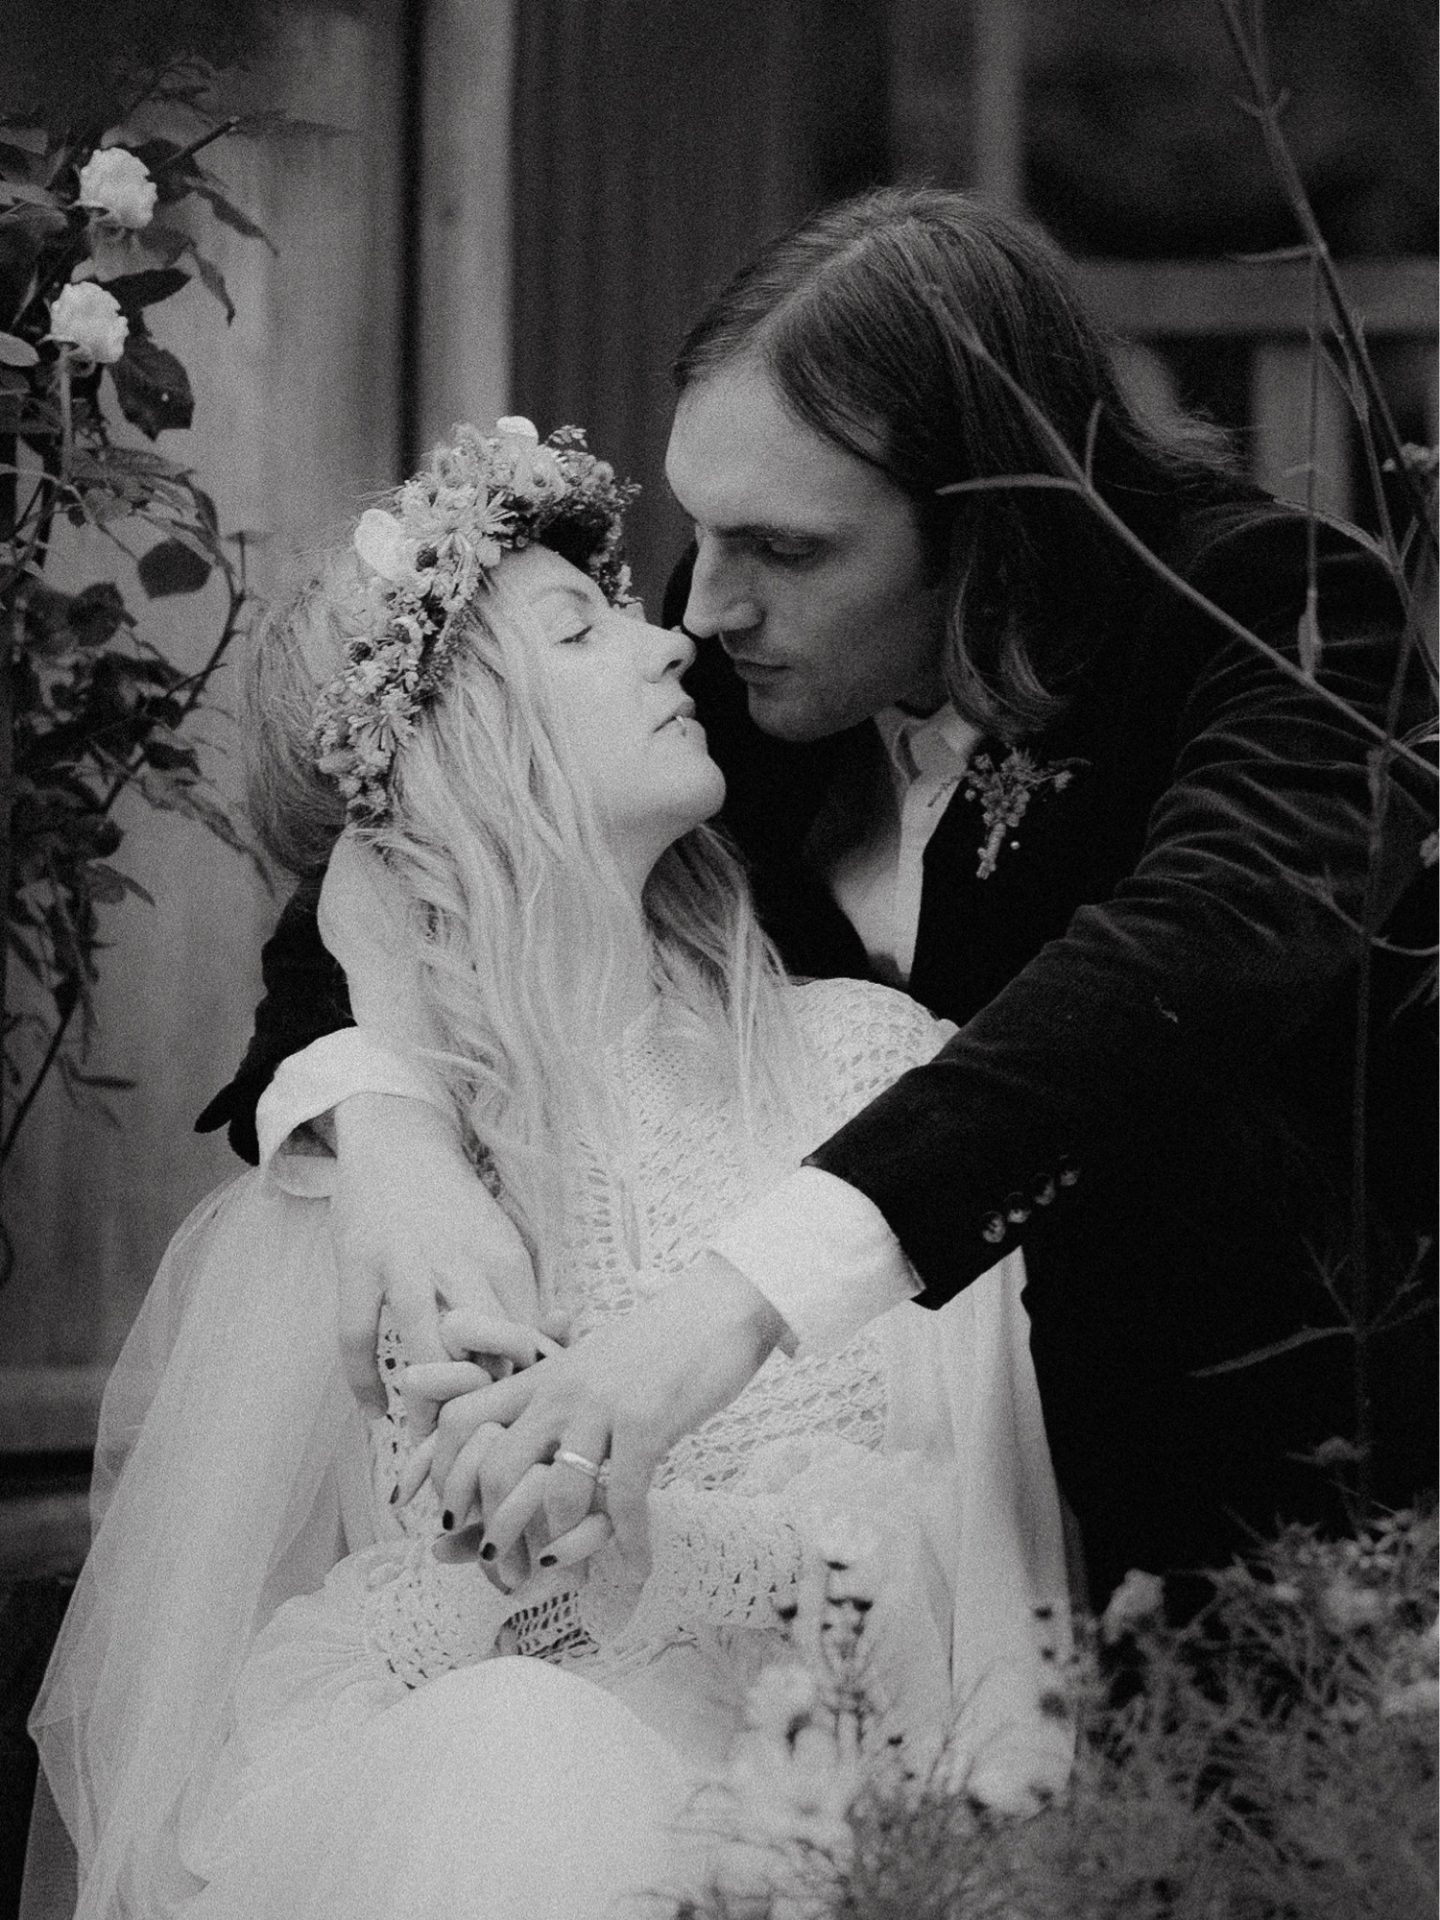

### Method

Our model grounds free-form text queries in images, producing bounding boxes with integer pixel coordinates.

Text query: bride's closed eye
[556,623,593,645]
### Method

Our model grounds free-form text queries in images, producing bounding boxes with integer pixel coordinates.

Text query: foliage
[0,1,286,131]
[0,38,289,1231]
[676,1510,1439,1920]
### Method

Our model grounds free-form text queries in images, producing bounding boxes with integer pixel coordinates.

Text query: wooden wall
[510,0,891,603]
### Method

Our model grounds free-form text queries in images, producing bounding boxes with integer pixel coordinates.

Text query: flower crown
[311,418,639,824]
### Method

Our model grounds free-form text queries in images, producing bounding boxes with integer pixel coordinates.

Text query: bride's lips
[656,699,699,733]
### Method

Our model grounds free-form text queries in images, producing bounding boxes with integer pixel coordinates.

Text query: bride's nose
[635,618,695,680]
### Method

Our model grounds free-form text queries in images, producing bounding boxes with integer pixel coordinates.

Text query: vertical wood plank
[415,0,515,448]
[1250,340,1354,520]
[972,0,1026,210]
[1,2,408,1370]
[511,0,891,601]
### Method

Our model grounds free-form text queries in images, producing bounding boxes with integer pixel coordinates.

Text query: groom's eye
[757,536,819,565]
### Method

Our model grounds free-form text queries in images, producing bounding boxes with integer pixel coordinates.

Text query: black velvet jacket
[199,503,1435,1596]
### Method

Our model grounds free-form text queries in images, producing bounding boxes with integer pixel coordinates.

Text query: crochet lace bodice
[362,976,949,1687]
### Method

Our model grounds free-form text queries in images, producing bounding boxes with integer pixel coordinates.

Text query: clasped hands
[329,1091,787,1594]
[392,1308,609,1593]
[388,1260,789,1595]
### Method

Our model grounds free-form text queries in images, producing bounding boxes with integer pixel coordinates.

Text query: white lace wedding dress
[31,849,1068,1920]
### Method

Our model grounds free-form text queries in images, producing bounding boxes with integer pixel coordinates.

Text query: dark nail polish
[538,1553,557,1568]
[388,1485,399,1504]
[479,1542,497,1563]
[441,1510,454,1531]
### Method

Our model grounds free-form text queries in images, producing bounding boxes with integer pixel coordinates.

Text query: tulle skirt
[179,1538,771,1919]
[187,1653,707,1920]
[32,1150,1069,1920]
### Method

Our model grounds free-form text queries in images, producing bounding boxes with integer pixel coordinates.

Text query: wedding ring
[552,1447,608,1484]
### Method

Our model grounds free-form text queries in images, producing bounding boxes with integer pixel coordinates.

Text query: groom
[201,189,1435,1605]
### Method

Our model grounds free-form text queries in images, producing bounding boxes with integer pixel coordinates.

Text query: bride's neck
[601,958,660,1032]
[560,887,660,1046]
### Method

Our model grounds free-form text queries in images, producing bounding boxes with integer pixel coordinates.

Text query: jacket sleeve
[805,524,1434,1299]
[193,877,354,1164]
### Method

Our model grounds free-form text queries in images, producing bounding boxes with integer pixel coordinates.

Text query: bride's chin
[693,762,728,826]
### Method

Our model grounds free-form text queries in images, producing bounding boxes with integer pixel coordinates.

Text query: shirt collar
[874,702,981,790]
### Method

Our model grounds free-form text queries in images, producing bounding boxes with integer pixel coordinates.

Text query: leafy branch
[0,48,302,1273]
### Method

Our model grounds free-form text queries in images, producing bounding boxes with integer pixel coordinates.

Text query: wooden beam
[0,1368,108,1453]
[972,0,1026,211]
[1250,341,1354,519]
[415,0,515,448]
[1077,258,1439,341]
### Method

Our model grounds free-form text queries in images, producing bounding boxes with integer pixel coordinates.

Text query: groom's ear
[662,543,697,631]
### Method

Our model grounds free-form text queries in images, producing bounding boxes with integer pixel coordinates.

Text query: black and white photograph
[0,3,1436,1916]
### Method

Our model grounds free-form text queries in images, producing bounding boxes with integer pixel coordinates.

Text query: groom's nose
[683,536,760,640]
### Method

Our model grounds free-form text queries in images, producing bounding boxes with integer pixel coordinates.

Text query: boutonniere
[960,747,1087,879]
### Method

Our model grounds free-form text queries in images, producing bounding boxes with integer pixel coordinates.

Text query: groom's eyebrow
[696,516,832,542]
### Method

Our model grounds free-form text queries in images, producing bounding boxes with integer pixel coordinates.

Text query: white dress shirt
[710,703,980,1356]
[828,703,980,986]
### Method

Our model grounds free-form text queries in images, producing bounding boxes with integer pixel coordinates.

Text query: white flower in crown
[494,415,567,503]
[353,508,435,593]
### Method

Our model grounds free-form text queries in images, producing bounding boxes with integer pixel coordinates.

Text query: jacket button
[1031,1175,1056,1207]
[980,1211,1007,1244]
[1004,1192,1030,1224]
[1057,1156,1080,1186]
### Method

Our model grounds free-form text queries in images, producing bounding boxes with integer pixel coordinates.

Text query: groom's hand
[429,1254,788,1576]
[331,1093,539,1417]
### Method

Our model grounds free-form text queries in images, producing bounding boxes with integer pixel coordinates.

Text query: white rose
[76,146,158,231]
[48,283,129,364]
[494,415,539,443]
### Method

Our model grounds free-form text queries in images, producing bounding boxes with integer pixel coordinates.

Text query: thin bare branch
[934,338,1436,784]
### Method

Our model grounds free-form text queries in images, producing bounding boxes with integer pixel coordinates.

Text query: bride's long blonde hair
[249,546,814,1289]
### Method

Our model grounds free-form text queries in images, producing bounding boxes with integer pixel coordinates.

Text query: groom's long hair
[675,186,1243,743]
[248,550,816,1292]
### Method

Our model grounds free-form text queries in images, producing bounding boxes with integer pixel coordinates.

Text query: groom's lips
[727,656,787,683]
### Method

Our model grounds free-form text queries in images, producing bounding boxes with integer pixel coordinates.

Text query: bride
[31,420,1069,1920]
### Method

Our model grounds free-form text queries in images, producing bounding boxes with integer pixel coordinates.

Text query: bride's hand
[330,1093,540,1417]
[428,1253,787,1579]
[393,1305,571,1503]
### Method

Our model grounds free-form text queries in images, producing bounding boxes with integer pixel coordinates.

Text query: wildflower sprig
[674,1508,1437,1920]
[310,419,638,825]
[959,746,1085,879]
